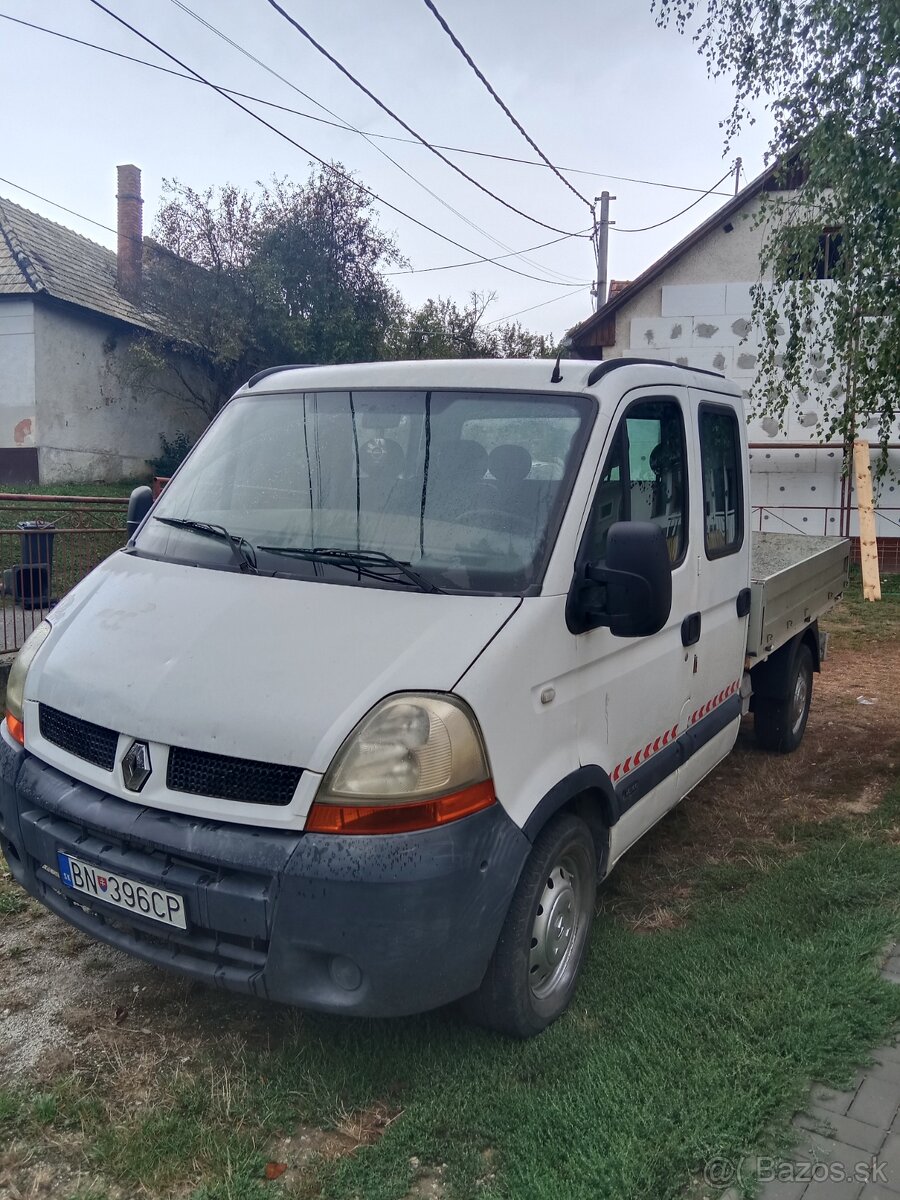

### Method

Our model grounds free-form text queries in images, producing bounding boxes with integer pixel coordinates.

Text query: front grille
[36,704,301,807]
[39,704,118,771]
[167,746,301,806]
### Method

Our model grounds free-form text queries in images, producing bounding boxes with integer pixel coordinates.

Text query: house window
[781,227,843,281]
[699,405,743,558]
[812,229,843,280]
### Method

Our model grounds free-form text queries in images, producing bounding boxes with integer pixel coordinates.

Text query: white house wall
[33,304,205,484]
[0,298,36,450]
[605,197,900,539]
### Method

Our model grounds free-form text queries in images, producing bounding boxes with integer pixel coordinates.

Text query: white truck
[0,358,849,1037]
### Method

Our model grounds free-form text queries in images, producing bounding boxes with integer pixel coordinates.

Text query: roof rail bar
[586,357,724,387]
[246,364,314,389]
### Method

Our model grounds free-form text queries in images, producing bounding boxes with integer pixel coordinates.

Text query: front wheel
[754,643,814,753]
[460,813,596,1038]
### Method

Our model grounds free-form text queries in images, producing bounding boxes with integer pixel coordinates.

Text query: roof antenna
[550,350,563,384]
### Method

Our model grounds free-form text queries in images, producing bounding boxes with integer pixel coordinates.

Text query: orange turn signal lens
[306,779,496,835]
[5,711,24,746]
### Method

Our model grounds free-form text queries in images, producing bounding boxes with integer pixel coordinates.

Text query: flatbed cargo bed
[746,532,850,661]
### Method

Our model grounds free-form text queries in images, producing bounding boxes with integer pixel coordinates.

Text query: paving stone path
[756,944,900,1199]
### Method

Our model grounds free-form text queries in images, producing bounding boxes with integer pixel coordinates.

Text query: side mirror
[126,485,153,542]
[566,521,673,637]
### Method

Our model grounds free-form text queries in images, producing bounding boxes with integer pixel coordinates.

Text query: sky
[1,0,773,340]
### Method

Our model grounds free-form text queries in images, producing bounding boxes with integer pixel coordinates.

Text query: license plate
[56,852,187,930]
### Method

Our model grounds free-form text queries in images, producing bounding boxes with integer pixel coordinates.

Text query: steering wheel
[456,508,533,534]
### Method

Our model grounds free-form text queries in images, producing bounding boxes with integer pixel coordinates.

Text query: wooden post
[853,439,881,601]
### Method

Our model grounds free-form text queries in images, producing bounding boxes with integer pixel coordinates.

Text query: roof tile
[0,196,155,329]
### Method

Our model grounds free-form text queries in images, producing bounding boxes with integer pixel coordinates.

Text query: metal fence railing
[0,494,128,653]
[752,504,900,585]
[0,493,894,654]
[752,504,900,537]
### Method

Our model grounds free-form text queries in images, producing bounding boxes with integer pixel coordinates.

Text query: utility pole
[593,190,615,311]
[734,157,742,195]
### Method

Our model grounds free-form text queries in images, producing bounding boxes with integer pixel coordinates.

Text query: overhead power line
[613,168,734,232]
[483,286,590,327]
[0,173,590,290]
[85,0,587,287]
[261,0,582,238]
[0,168,590,331]
[167,0,583,285]
[0,175,120,239]
[419,0,593,212]
[384,225,593,276]
[0,13,733,200]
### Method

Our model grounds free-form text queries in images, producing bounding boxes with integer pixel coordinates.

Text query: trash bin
[16,520,55,610]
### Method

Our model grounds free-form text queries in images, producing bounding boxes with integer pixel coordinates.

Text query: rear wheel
[461,813,596,1038]
[754,642,814,753]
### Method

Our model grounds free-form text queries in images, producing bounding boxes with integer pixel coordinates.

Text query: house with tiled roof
[565,161,900,564]
[0,165,202,483]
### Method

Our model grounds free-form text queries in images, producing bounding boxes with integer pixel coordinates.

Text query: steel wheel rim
[528,845,592,1000]
[791,666,809,735]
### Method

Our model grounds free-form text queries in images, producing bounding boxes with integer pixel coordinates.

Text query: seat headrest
[489,443,532,485]
[436,439,488,481]
[362,438,404,477]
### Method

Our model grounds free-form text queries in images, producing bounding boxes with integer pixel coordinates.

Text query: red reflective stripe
[611,682,743,786]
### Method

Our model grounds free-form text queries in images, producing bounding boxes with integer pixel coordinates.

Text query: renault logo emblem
[122,740,151,793]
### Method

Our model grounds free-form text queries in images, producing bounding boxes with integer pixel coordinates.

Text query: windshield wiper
[256,545,443,593]
[154,517,258,574]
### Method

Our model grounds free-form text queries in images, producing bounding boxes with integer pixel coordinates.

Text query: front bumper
[0,738,530,1016]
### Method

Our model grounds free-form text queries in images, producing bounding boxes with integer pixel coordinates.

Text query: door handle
[736,588,751,618]
[681,612,701,646]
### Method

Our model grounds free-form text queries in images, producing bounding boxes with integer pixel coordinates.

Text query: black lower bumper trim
[0,740,530,1016]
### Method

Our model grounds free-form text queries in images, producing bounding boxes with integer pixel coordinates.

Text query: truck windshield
[136,388,594,595]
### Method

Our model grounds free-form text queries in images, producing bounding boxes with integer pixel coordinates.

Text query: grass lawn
[2,803,900,1200]
[0,580,897,1199]
[0,486,130,617]
[823,566,900,649]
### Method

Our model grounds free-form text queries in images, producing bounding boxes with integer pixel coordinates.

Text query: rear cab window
[698,404,743,558]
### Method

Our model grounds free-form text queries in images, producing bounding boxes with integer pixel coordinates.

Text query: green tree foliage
[653,0,900,459]
[131,168,405,419]
[131,169,553,423]
[252,175,406,367]
[391,291,554,359]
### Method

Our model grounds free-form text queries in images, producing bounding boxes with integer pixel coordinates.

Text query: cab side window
[585,398,687,564]
[699,406,743,557]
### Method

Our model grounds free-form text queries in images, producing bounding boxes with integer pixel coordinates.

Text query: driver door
[573,390,696,862]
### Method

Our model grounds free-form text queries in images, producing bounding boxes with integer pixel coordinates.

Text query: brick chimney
[116,163,143,302]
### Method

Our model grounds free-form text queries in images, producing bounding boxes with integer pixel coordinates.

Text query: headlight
[309,693,495,834]
[6,620,51,744]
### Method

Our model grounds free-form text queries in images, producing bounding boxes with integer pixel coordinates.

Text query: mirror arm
[575,562,653,628]
[585,562,653,603]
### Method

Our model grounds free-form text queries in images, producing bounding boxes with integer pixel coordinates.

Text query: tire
[460,813,597,1038]
[754,642,814,753]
